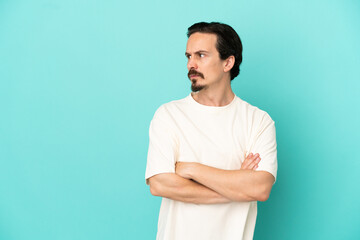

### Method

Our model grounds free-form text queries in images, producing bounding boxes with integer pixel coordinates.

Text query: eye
[199,53,205,58]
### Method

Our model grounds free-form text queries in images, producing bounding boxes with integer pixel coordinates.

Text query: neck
[191,81,235,107]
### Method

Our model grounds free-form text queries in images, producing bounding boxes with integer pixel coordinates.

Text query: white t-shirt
[145,93,277,240]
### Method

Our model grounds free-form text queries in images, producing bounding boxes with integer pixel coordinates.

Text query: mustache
[188,69,204,79]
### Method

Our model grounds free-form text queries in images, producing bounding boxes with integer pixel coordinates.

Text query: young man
[145,22,277,240]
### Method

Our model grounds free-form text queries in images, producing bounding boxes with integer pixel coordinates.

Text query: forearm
[187,164,274,202]
[148,173,231,204]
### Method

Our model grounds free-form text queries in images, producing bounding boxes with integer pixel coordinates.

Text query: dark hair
[187,22,243,81]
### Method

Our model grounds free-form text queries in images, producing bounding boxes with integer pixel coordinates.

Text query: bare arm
[148,153,262,204]
[176,154,275,202]
[148,173,231,204]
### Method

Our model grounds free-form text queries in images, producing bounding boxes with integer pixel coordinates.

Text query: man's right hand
[241,153,261,170]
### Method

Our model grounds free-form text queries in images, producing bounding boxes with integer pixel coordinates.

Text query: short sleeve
[145,107,179,185]
[249,113,278,183]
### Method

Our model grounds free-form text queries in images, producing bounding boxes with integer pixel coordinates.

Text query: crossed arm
[148,153,275,204]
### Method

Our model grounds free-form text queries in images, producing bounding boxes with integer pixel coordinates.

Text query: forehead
[186,32,218,53]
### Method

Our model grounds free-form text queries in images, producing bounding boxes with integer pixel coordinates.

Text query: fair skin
[149,153,265,204]
[185,32,235,106]
[148,32,275,203]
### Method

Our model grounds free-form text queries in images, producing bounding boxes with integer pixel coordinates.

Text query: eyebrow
[185,50,210,57]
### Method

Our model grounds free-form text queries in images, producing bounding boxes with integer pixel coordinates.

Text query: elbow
[233,193,268,202]
[257,192,270,202]
[233,185,272,202]
[149,179,162,196]
[149,184,159,196]
[148,173,179,197]
[256,185,272,202]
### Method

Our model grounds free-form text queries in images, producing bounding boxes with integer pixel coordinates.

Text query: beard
[191,79,206,92]
[188,69,206,92]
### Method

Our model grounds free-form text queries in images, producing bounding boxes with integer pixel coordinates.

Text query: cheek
[201,59,222,78]
[207,58,222,69]
[203,60,215,71]
[208,62,223,75]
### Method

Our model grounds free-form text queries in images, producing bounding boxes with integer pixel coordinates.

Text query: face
[185,32,226,92]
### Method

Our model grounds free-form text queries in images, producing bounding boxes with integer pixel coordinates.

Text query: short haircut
[187,22,243,81]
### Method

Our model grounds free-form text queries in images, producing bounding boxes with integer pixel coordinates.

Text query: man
[145,22,277,240]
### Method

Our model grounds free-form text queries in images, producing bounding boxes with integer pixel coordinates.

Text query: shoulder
[152,95,189,121]
[235,96,275,125]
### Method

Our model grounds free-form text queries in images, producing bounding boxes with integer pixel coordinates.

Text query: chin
[191,84,206,92]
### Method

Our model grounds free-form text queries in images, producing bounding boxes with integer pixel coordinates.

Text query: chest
[174,113,250,170]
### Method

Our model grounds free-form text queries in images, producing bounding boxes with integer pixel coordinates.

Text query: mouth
[188,70,204,80]
[190,75,200,78]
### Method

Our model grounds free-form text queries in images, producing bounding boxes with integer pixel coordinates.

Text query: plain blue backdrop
[1,0,359,239]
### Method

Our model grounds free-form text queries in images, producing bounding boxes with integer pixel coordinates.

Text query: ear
[223,55,235,73]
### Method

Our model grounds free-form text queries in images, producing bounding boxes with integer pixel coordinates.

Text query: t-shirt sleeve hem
[145,169,176,185]
[255,168,277,184]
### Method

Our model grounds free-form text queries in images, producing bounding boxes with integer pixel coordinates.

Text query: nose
[187,57,198,70]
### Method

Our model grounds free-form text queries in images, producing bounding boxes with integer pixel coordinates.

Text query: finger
[242,153,260,169]
[241,153,253,168]
[242,156,258,170]
[241,160,250,169]
[244,153,254,163]
[247,158,257,169]
[246,153,258,163]
[250,158,260,170]
[249,154,260,165]
[248,157,261,169]
[243,153,257,166]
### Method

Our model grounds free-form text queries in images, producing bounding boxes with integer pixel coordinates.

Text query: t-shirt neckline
[188,92,237,112]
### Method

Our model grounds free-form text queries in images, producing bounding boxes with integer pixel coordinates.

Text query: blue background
[1,0,359,239]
